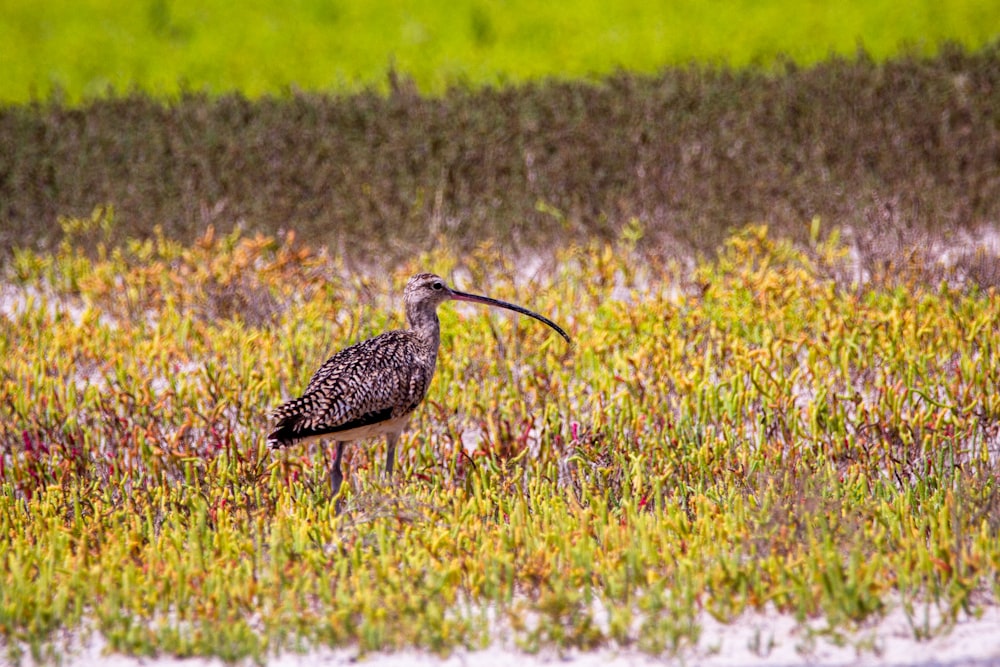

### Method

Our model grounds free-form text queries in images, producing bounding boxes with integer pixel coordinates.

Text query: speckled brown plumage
[267,330,435,448]
[266,272,571,501]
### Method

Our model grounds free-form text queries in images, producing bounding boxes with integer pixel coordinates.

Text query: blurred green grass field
[2,0,998,103]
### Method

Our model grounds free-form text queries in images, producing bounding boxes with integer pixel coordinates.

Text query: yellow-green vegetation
[2,212,999,664]
[2,0,998,103]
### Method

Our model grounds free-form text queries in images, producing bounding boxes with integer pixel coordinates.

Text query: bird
[267,272,571,500]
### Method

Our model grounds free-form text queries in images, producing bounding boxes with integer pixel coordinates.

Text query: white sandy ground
[22,603,1000,667]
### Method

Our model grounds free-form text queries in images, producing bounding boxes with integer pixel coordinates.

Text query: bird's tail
[266,398,310,449]
[266,421,298,449]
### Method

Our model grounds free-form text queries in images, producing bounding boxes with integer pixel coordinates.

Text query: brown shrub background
[2,45,998,260]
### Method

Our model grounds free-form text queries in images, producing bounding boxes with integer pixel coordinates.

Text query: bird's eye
[431,281,444,291]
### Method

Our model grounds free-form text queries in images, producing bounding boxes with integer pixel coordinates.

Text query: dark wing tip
[266,406,396,450]
[267,423,298,449]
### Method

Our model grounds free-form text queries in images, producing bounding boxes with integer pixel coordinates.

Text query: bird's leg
[383,432,399,481]
[329,441,347,500]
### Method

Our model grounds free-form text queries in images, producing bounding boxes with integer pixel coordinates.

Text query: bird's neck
[406,305,441,351]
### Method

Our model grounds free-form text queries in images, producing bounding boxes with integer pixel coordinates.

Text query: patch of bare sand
[38,603,1000,667]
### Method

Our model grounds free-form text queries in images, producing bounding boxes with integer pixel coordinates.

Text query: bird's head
[403,272,571,344]
[404,273,456,310]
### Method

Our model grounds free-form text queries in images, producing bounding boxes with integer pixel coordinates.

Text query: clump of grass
[1,220,998,664]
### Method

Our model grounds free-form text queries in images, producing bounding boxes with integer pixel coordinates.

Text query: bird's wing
[267,331,433,447]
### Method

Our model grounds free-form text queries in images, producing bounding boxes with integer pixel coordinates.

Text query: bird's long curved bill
[451,290,572,344]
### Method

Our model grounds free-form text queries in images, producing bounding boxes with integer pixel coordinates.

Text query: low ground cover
[1,217,997,664]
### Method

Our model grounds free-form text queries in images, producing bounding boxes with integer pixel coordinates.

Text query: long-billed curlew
[267,272,571,499]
